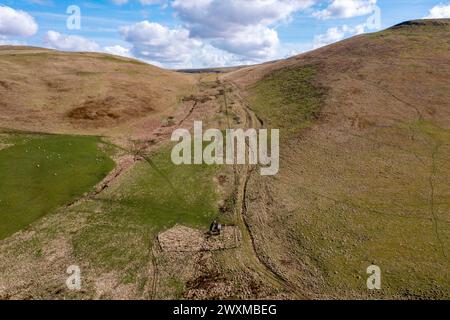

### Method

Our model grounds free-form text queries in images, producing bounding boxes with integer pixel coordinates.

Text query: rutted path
[220,78,306,298]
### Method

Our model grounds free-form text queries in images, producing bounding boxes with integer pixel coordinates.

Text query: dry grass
[231,19,450,299]
[0,47,196,140]
[0,20,449,300]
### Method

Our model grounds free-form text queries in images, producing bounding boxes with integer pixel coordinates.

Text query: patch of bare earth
[158,225,241,252]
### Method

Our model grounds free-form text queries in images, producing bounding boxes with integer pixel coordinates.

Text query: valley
[0,19,449,300]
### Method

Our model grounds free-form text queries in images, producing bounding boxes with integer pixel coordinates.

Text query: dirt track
[219,78,306,299]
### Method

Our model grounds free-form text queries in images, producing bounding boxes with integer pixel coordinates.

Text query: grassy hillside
[0,60,232,299]
[248,66,324,137]
[0,46,195,139]
[0,140,227,299]
[231,19,450,299]
[72,144,221,286]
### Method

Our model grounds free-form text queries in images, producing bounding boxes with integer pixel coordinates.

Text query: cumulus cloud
[210,25,279,59]
[314,0,377,19]
[424,3,450,19]
[0,5,38,38]
[172,0,313,33]
[120,1,385,68]
[120,21,202,67]
[44,31,100,52]
[118,19,269,68]
[112,0,381,67]
[194,44,237,68]
[23,0,384,68]
[171,0,315,60]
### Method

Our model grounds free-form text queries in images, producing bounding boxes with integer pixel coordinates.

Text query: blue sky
[0,0,449,68]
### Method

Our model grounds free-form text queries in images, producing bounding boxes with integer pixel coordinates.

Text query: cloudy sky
[0,0,449,68]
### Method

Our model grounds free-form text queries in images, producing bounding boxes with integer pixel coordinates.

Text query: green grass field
[72,144,221,283]
[0,133,115,240]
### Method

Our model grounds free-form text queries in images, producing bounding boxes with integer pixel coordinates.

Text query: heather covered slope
[0,46,195,139]
[227,19,450,299]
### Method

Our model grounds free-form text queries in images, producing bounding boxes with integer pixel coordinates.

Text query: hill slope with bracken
[0,46,195,140]
[226,19,450,299]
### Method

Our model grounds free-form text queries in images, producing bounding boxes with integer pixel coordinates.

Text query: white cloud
[104,45,132,58]
[44,31,140,63]
[0,5,38,37]
[424,3,450,19]
[313,23,365,48]
[171,0,315,60]
[119,19,269,68]
[314,0,377,19]
[210,25,279,59]
[172,0,314,32]
[353,23,366,35]
[44,31,100,52]
[119,1,381,68]
[313,26,346,48]
[194,44,236,68]
[120,21,202,67]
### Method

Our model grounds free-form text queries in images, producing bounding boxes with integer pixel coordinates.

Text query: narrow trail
[147,244,160,299]
[178,100,198,126]
[220,78,306,298]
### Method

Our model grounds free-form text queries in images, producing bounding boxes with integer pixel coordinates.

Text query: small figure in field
[209,220,222,236]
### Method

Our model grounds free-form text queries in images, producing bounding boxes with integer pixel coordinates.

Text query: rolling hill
[226,19,450,299]
[0,19,448,299]
[0,46,196,141]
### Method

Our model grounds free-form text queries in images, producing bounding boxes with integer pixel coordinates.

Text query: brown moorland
[0,46,196,141]
[0,20,448,299]
[226,19,450,299]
